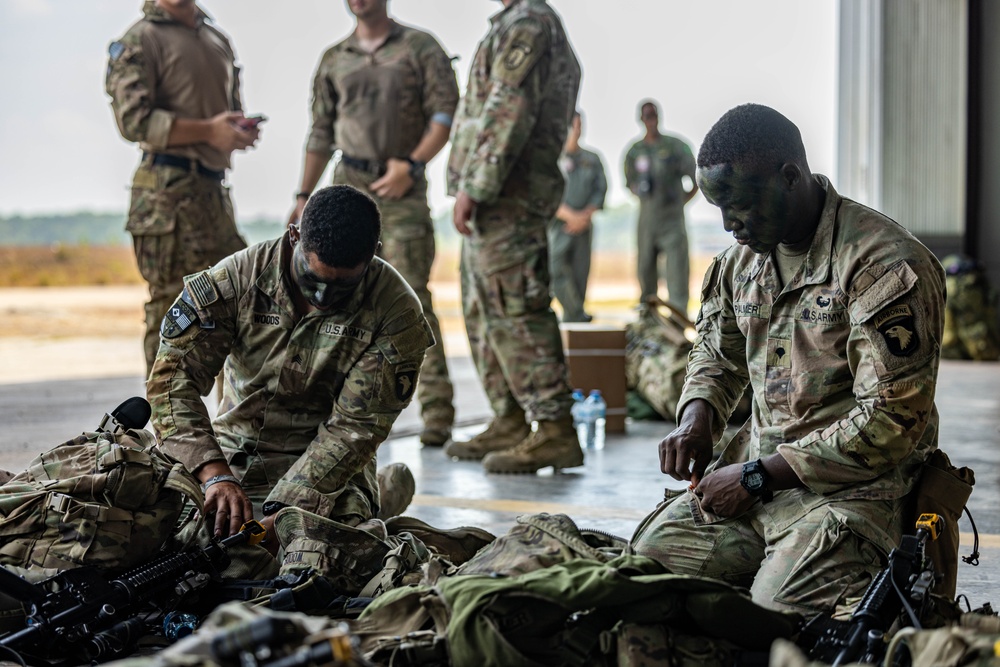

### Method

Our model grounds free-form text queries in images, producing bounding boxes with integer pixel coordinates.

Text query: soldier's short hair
[698,103,808,173]
[638,99,658,119]
[300,185,381,268]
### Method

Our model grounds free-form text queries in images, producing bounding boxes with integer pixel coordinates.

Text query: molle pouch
[0,428,203,572]
[907,449,976,599]
[457,513,626,578]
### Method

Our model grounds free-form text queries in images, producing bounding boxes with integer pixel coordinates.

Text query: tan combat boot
[482,417,584,474]
[443,409,531,461]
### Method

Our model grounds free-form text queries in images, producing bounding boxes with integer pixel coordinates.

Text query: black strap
[142,152,225,181]
[340,154,385,176]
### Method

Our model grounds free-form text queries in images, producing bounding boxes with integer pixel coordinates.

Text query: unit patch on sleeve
[874,303,919,356]
[161,298,198,339]
[395,369,417,402]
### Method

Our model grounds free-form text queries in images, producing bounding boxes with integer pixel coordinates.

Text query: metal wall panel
[881,0,967,236]
[839,0,966,238]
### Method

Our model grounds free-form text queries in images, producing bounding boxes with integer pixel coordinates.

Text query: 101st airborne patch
[874,303,919,356]
[395,369,417,402]
[496,29,545,87]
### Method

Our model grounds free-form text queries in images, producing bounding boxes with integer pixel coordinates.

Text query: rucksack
[352,514,799,667]
[941,254,1000,361]
[625,299,693,422]
[0,418,203,572]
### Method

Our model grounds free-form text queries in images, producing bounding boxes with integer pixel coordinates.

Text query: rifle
[209,615,368,667]
[798,513,943,666]
[0,520,266,665]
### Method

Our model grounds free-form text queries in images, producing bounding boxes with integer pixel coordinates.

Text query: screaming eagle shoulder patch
[395,369,417,402]
[874,303,919,357]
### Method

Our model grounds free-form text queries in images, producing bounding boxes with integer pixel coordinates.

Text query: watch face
[745,470,764,489]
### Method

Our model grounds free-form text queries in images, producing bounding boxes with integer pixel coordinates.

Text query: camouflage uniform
[624,135,697,310]
[306,21,459,438]
[633,176,946,619]
[548,148,608,322]
[148,232,433,524]
[447,0,581,423]
[106,1,248,375]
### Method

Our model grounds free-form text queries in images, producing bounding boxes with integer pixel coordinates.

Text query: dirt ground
[0,246,711,385]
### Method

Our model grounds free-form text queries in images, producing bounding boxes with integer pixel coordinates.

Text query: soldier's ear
[779,163,802,190]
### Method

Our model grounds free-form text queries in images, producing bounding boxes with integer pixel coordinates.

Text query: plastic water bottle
[571,389,588,445]
[584,390,606,450]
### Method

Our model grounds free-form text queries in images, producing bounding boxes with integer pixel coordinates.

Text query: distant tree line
[0,203,732,256]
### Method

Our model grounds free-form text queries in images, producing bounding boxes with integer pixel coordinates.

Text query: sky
[0,0,838,223]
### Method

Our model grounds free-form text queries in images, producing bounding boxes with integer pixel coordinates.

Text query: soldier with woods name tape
[106,0,261,377]
[632,104,946,620]
[148,186,433,551]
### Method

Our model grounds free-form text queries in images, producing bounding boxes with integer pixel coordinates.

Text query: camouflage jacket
[558,147,608,214]
[148,233,433,517]
[447,0,581,216]
[105,1,242,172]
[624,134,696,210]
[682,176,945,501]
[306,20,459,163]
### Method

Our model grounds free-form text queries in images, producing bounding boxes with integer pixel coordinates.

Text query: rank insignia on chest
[874,303,919,356]
[395,370,417,402]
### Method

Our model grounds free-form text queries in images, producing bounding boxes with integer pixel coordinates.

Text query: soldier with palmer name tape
[148,185,433,553]
[632,104,947,620]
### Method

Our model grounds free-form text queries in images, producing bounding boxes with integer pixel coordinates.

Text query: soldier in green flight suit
[548,111,608,323]
[623,100,698,314]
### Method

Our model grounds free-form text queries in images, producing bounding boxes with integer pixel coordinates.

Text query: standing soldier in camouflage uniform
[549,111,608,323]
[106,0,260,377]
[288,0,459,448]
[632,104,946,619]
[444,0,583,474]
[148,186,433,542]
[624,100,698,314]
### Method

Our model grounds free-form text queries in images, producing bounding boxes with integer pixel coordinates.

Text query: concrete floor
[1,357,998,609]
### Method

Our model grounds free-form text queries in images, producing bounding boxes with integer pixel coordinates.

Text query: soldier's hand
[370,158,414,200]
[693,465,754,518]
[204,480,255,539]
[206,111,258,153]
[287,199,306,227]
[658,399,715,482]
[453,191,477,236]
[562,212,589,235]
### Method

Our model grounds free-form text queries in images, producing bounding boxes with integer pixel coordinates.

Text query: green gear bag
[0,427,203,572]
[356,514,801,667]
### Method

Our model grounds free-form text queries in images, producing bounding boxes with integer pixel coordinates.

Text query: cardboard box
[560,323,627,433]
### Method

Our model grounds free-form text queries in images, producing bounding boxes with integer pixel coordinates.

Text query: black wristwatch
[402,157,426,180]
[262,501,289,517]
[740,459,773,503]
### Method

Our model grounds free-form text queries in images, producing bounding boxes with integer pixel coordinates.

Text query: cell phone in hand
[236,115,267,131]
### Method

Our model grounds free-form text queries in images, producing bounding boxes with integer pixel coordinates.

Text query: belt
[143,152,226,181]
[340,154,386,177]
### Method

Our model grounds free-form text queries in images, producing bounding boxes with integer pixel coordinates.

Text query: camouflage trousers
[546,218,592,322]
[127,162,246,376]
[637,202,689,312]
[227,448,377,527]
[460,202,574,422]
[334,164,455,432]
[631,486,902,620]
